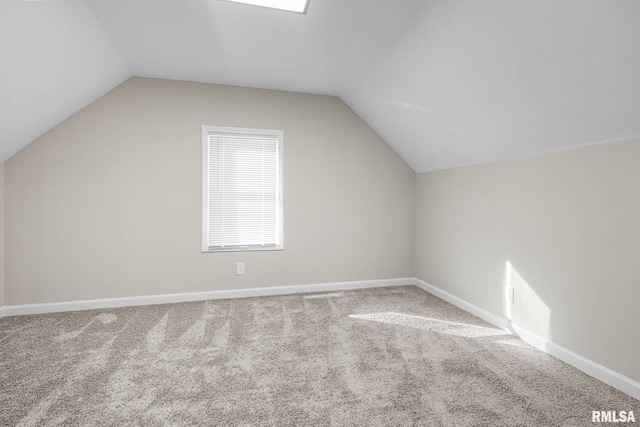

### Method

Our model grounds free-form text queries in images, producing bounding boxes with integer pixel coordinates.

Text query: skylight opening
[223,0,310,14]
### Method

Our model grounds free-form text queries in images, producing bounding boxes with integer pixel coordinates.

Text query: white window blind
[202,126,283,252]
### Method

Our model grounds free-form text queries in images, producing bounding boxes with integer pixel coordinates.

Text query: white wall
[5,77,414,305]
[414,139,640,383]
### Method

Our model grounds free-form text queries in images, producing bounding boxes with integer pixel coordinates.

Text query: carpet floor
[0,285,637,426]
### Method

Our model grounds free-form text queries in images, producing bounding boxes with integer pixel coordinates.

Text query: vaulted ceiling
[2,0,640,172]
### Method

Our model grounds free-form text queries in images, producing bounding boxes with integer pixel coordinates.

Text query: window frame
[201,125,284,253]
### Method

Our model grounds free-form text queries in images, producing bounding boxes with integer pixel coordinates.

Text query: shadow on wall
[504,261,551,344]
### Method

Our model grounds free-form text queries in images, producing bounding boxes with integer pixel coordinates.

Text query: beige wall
[414,139,640,382]
[9,74,636,385]
[5,77,414,305]
[0,162,4,308]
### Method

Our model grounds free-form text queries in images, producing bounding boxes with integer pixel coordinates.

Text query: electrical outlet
[236,262,245,275]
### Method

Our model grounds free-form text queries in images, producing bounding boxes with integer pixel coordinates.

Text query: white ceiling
[0,0,131,161]
[343,0,640,171]
[83,0,424,95]
[2,0,640,172]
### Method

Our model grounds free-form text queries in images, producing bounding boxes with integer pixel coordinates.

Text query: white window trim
[201,125,284,253]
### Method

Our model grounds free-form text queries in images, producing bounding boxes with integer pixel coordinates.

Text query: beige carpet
[0,285,637,426]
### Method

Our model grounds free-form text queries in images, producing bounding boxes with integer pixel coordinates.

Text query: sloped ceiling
[343,0,640,172]
[83,0,425,95]
[0,0,131,161]
[2,0,640,172]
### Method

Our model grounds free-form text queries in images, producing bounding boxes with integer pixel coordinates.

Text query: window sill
[201,246,284,253]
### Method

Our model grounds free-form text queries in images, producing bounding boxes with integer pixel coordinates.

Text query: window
[202,126,283,252]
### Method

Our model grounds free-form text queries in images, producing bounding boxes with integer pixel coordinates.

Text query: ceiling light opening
[223,0,310,14]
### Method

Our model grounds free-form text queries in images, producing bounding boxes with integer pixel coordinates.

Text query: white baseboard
[3,277,638,400]
[412,278,511,331]
[413,278,640,401]
[0,277,414,318]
